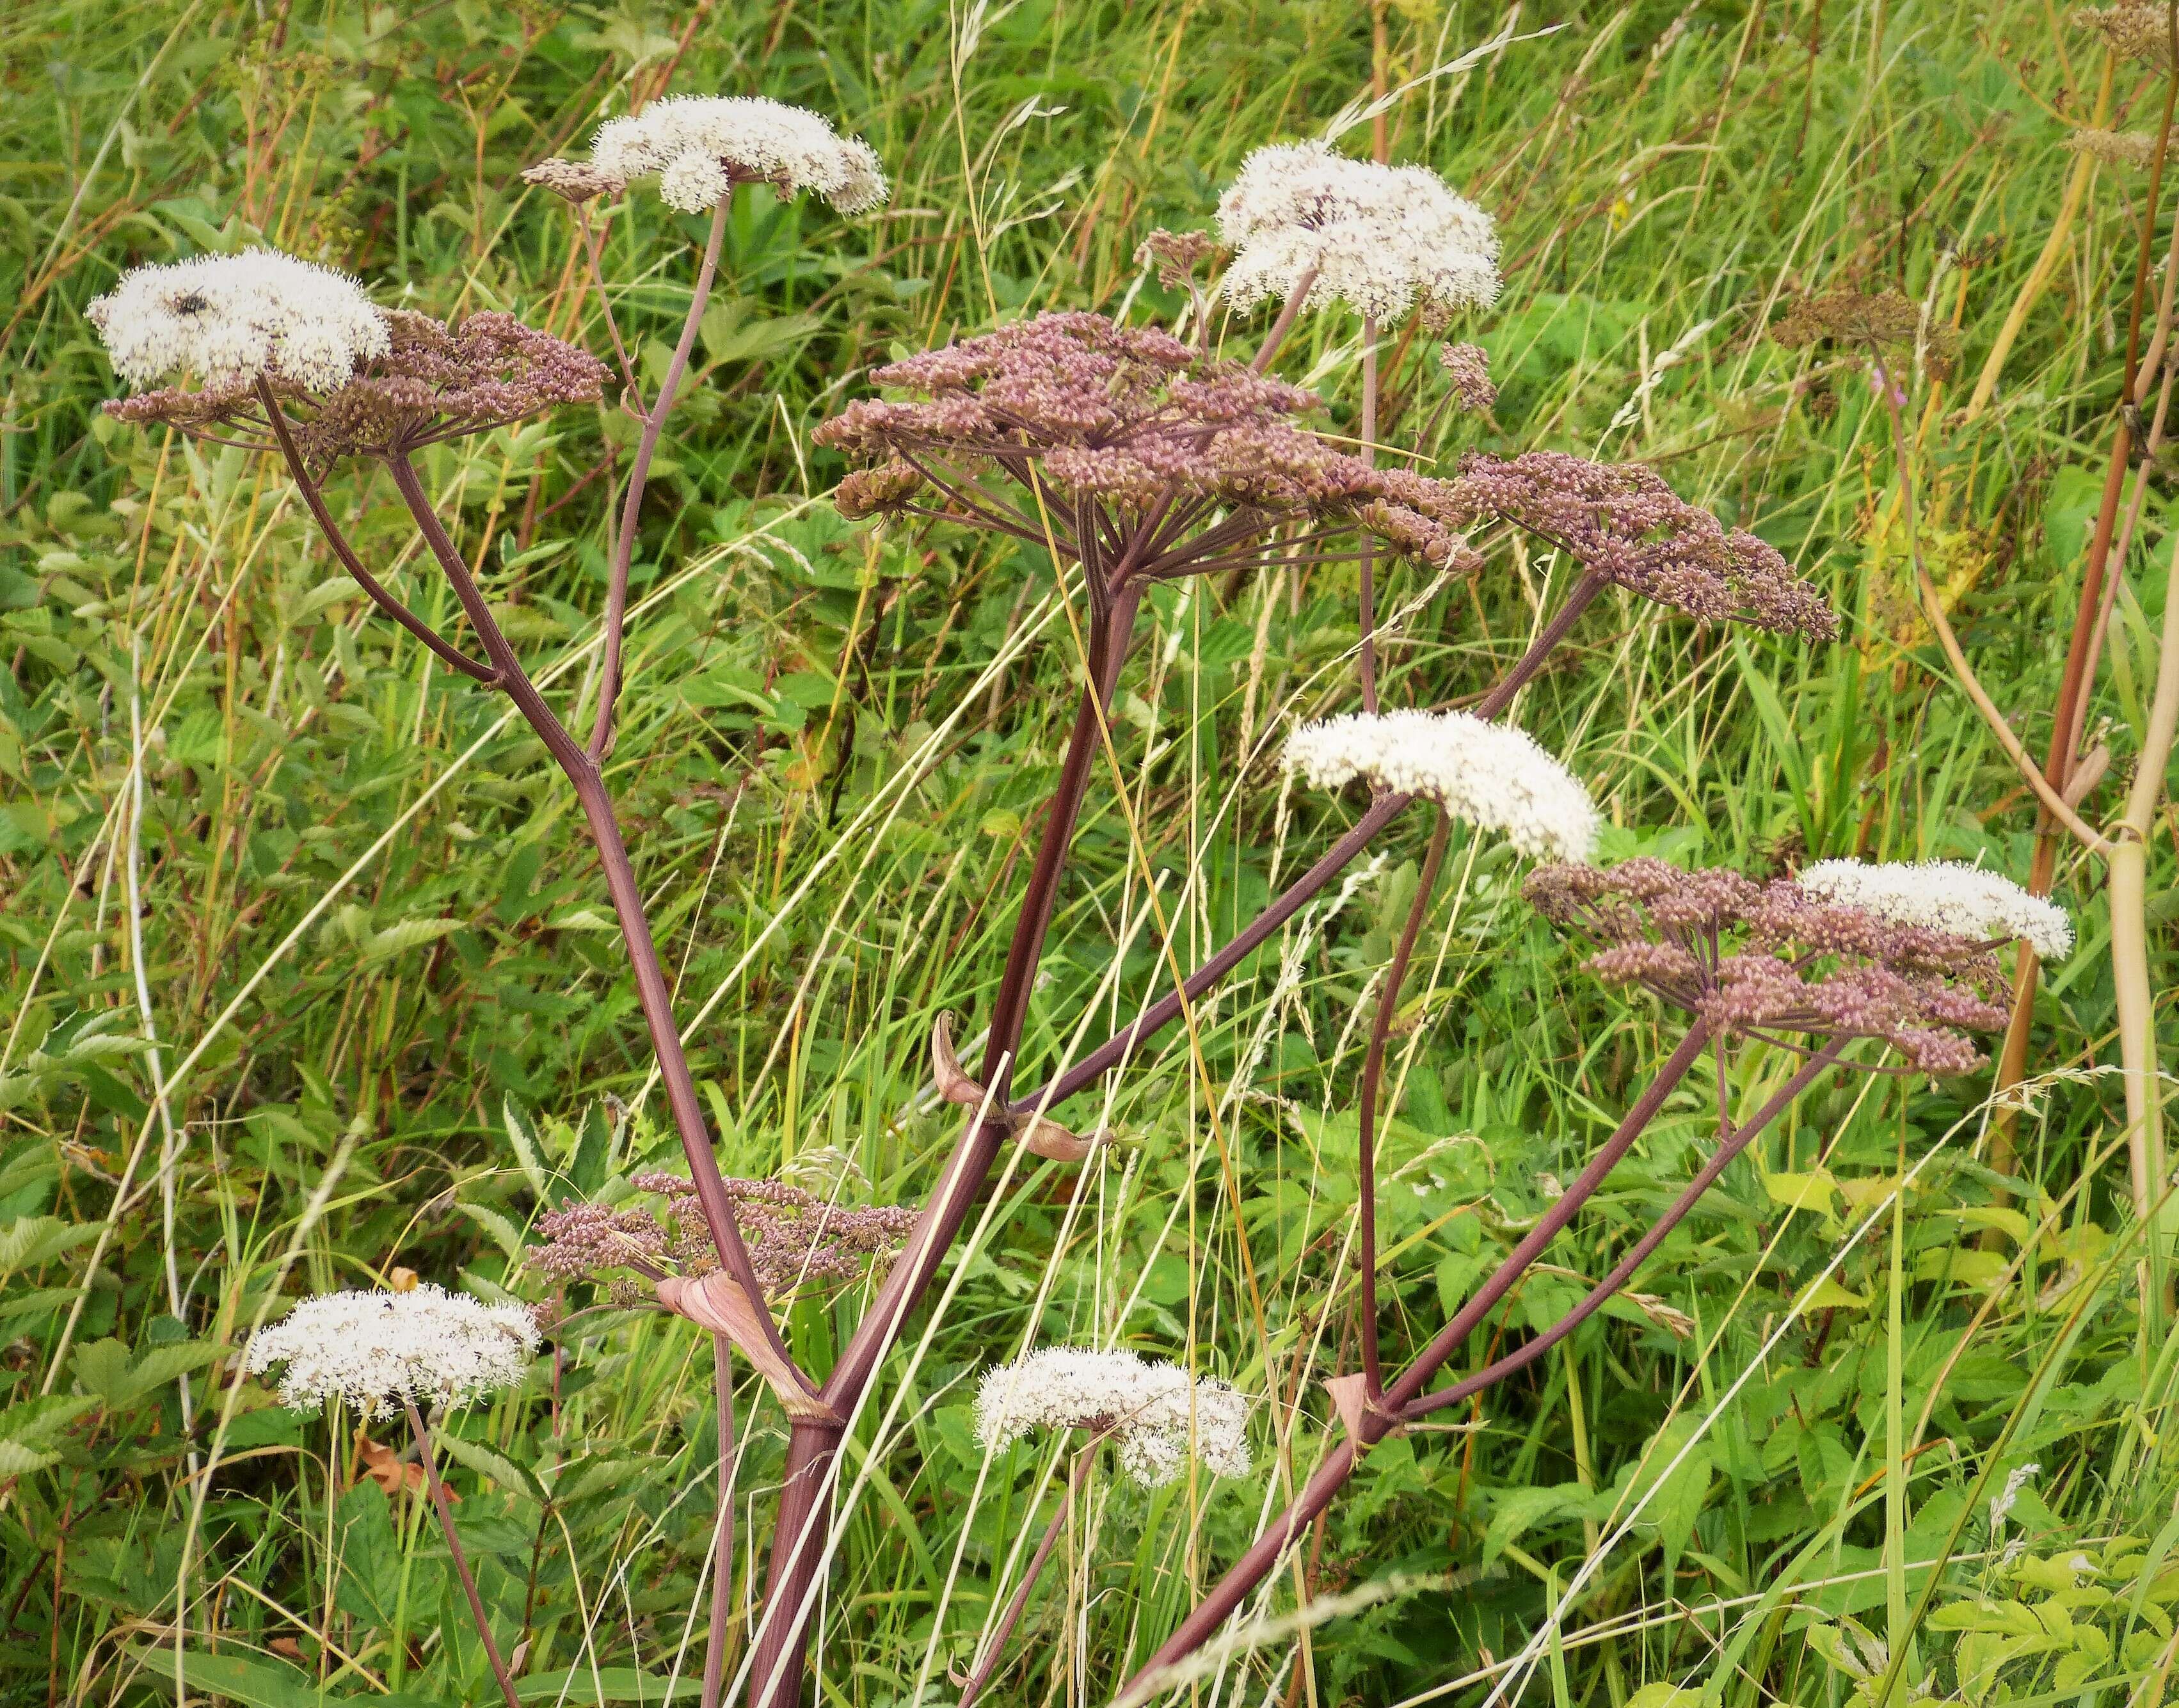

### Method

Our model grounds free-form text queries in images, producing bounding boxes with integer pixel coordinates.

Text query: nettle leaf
[0,1441,57,1476]
[1481,1482,1590,1566]
[435,1429,542,1503]
[0,1215,96,1272]
[504,1097,548,1201]
[0,1393,96,1450]
[1928,1598,2045,1636]
[361,916,464,962]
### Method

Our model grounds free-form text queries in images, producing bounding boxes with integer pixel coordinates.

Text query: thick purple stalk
[1122,1023,1714,1689]
[1404,1036,1844,1419]
[1356,314,1381,713]
[746,1417,845,1708]
[702,1335,735,1708]
[384,454,808,1393]
[739,587,1145,1708]
[1009,569,1607,1120]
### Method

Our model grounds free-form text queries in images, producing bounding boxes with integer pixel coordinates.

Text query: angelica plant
[246,1286,539,1708]
[90,88,889,1708]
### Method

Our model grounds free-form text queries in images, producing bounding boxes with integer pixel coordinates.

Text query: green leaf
[0,1442,57,1475]
[435,1428,541,1502]
[1623,1687,1700,1708]
[455,1198,524,1260]
[0,1215,97,1272]
[516,1666,702,1702]
[505,1097,548,1201]
[120,1645,324,1707]
[361,917,463,962]
[1481,1483,1590,1566]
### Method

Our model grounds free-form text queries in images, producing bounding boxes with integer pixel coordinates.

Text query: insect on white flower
[590,96,889,215]
[1797,858,2073,959]
[1284,708,1599,863]
[973,1347,1252,1487]
[244,1283,539,1419]
[1217,139,1499,324]
[86,249,390,395]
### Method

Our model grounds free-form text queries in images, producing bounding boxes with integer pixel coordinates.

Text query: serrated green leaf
[455,1197,523,1259]
[0,1442,57,1476]
[361,917,463,962]
[0,1215,96,1272]
[505,1097,548,1201]
[435,1428,541,1502]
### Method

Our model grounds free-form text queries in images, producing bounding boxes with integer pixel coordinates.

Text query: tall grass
[1,1,2173,1704]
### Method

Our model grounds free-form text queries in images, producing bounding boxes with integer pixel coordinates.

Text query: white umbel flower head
[1285,709,1599,863]
[591,96,888,215]
[244,1283,538,1419]
[1798,858,2073,959]
[974,1347,1252,1487]
[1217,140,1499,324]
[87,249,389,395]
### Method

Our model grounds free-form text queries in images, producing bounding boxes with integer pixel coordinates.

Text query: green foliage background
[1,1,2175,1704]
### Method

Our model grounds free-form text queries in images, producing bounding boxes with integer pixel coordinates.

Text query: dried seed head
[1217,139,1499,326]
[589,95,888,214]
[1524,858,2011,1074]
[974,1346,1252,1486]
[1439,342,1497,412]
[531,1172,916,1300]
[2066,127,2163,168]
[1448,450,1837,637]
[817,310,1485,573]
[89,248,388,395]
[522,157,625,204]
[1770,287,1960,381]
[2075,4,2175,68]
[1285,709,1599,862]
[1136,227,1222,290]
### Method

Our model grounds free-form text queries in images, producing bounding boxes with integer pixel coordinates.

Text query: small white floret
[591,96,888,214]
[973,1347,1251,1487]
[1797,858,2073,959]
[1217,140,1499,324]
[244,1283,538,1418]
[1284,709,1598,863]
[87,249,388,394]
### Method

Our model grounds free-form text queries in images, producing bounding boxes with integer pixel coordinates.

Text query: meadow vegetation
[3,2,2178,1705]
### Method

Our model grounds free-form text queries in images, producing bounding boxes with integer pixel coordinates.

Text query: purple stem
[589,194,731,761]
[404,1399,522,1708]
[1357,314,1381,714]
[1122,1023,1715,1689]
[1404,1036,1845,1419]
[742,586,1147,1708]
[1250,267,1321,376]
[956,1438,1099,1707]
[385,452,808,1394]
[1356,805,1451,1394]
[255,382,494,683]
[1009,569,1608,1120]
[702,1334,737,1708]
